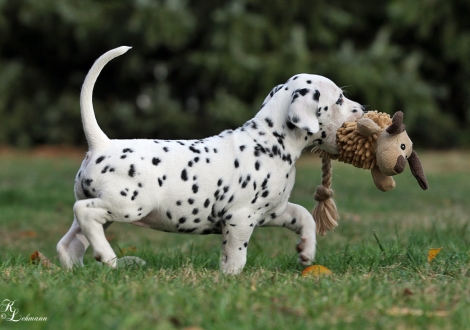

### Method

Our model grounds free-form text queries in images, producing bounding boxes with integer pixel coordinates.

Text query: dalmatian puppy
[57,46,365,274]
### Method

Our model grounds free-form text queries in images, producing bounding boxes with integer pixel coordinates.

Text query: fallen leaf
[19,230,37,238]
[29,251,58,269]
[428,247,442,262]
[120,246,137,256]
[301,265,332,277]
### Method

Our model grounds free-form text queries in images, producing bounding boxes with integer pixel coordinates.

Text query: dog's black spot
[313,90,320,101]
[176,200,182,206]
[158,178,163,187]
[194,218,201,223]
[125,215,129,218]
[255,161,260,171]
[324,106,328,111]
[336,94,343,105]
[101,165,109,174]
[193,175,197,181]
[194,157,200,163]
[179,217,186,224]
[253,181,257,190]
[298,88,308,96]
[206,158,210,163]
[234,159,239,168]
[189,146,200,154]
[166,211,172,219]
[181,169,188,181]
[177,141,185,146]
[128,165,136,177]
[322,131,327,138]
[291,218,297,224]
[96,156,105,164]
[223,185,229,193]
[188,198,194,205]
[286,120,296,130]
[265,118,274,128]
[306,80,312,84]
[217,179,223,186]
[121,155,127,159]
[291,115,300,124]
[251,192,259,204]
[152,158,161,166]
[83,179,93,186]
[188,161,193,167]
[120,190,127,197]
[213,148,218,153]
[228,195,234,203]
[205,147,209,153]
[163,147,169,152]
[123,148,133,153]
[239,145,246,151]
[293,76,298,80]
[262,191,269,198]
[192,208,199,215]
[204,199,210,208]
[202,229,212,235]
[192,184,199,194]
[259,219,265,225]
[131,190,138,201]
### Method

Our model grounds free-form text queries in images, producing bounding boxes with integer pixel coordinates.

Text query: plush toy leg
[371,166,396,192]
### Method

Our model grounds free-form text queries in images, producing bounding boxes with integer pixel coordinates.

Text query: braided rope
[312,157,339,236]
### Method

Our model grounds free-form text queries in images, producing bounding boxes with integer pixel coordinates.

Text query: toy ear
[287,88,320,134]
[357,118,382,136]
[386,111,406,135]
[408,150,429,190]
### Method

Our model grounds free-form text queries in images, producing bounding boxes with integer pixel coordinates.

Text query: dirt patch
[0,145,87,160]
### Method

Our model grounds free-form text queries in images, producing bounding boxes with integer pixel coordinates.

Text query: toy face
[376,131,413,176]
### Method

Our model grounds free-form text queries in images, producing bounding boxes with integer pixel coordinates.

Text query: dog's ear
[287,88,320,134]
[261,84,284,108]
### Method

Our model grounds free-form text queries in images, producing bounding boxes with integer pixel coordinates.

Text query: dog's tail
[80,46,131,151]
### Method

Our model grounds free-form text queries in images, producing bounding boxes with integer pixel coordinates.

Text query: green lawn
[1,149,469,330]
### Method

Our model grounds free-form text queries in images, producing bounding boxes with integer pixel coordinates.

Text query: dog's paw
[116,256,147,268]
[296,237,316,266]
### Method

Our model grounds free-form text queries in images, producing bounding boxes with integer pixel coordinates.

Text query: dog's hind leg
[57,217,90,268]
[261,203,317,266]
[73,198,118,267]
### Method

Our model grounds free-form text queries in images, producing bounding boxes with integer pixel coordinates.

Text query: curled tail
[80,46,131,151]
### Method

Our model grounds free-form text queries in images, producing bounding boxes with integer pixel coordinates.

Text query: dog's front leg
[220,210,256,275]
[262,203,317,266]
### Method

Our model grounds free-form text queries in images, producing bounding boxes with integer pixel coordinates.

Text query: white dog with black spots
[57,47,365,274]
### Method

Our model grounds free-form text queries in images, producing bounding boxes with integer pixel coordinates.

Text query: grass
[1,148,470,329]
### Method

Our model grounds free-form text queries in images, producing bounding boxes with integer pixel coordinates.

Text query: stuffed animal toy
[312,111,429,235]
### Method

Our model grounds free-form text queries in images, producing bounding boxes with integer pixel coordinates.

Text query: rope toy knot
[314,185,333,201]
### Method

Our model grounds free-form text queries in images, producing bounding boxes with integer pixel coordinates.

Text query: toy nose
[394,155,406,174]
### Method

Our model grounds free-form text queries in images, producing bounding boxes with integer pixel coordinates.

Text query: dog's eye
[400,144,406,150]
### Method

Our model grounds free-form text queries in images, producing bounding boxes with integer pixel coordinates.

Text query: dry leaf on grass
[301,265,332,277]
[428,247,442,262]
[19,230,38,238]
[119,246,137,256]
[29,251,58,269]
[386,306,448,317]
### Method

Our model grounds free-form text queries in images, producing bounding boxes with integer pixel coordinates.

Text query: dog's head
[262,74,364,154]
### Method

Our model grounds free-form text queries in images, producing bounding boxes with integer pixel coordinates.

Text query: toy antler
[386,111,405,134]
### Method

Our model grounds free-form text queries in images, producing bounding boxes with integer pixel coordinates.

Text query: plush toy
[312,111,429,235]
